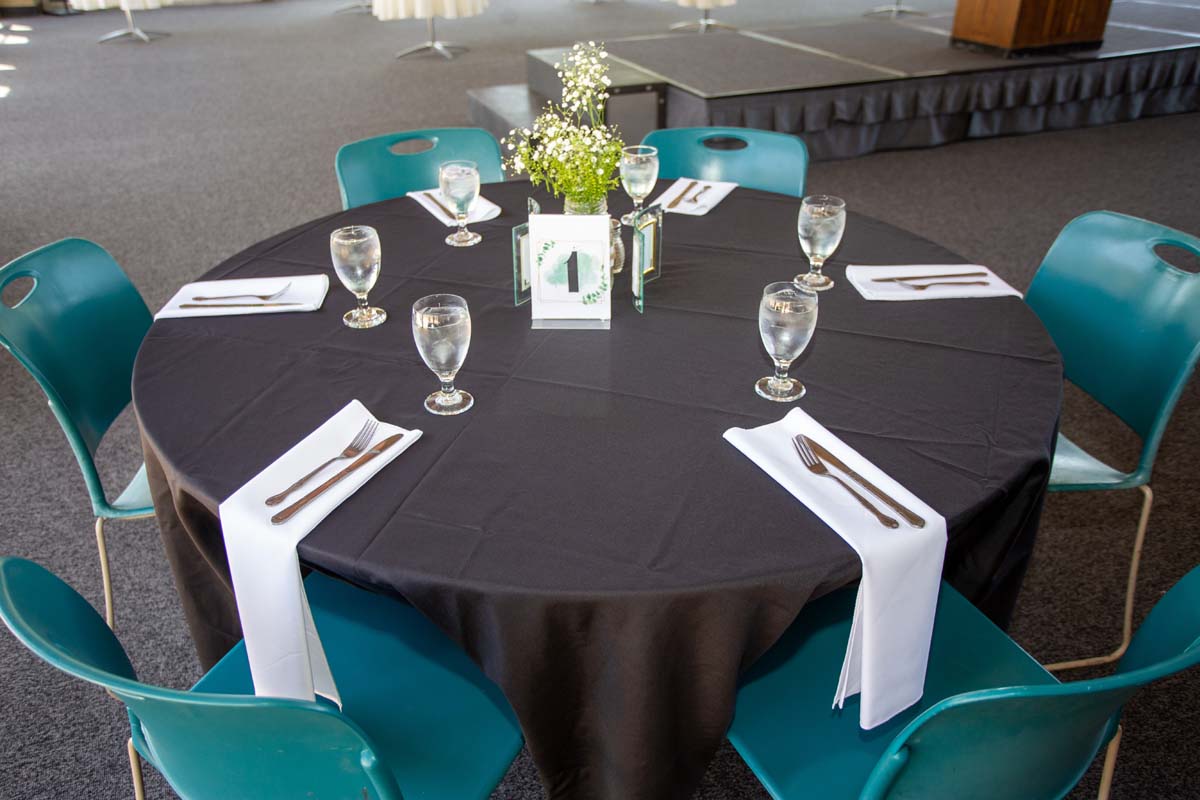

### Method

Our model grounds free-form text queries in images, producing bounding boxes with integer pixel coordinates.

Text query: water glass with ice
[619,145,659,226]
[439,160,483,247]
[412,293,474,415]
[756,281,818,402]
[330,225,387,329]
[795,195,846,292]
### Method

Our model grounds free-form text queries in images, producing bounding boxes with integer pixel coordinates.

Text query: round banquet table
[133,180,1061,800]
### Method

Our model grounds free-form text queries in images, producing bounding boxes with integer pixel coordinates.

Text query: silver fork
[264,418,378,506]
[792,435,899,528]
[688,184,712,205]
[193,281,292,302]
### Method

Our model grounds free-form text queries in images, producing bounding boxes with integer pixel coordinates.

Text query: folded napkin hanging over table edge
[723,407,947,729]
[218,399,422,706]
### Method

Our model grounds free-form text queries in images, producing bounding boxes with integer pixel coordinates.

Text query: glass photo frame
[631,204,663,313]
[512,197,541,306]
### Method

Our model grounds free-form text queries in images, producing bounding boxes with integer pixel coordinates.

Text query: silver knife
[871,271,986,283]
[271,433,406,525]
[423,191,458,219]
[179,302,305,309]
[801,435,926,528]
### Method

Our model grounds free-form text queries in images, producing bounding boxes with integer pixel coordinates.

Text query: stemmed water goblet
[330,225,387,329]
[756,281,818,402]
[619,145,659,226]
[795,195,846,292]
[439,160,483,247]
[412,293,474,415]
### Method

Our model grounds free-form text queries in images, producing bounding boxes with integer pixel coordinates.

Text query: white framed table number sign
[529,213,613,330]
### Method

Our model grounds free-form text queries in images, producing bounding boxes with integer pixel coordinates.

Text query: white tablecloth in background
[373,0,486,21]
[665,0,735,10]
[72,0,161,12]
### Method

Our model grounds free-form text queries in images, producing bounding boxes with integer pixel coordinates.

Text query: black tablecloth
[133,180,1061,800]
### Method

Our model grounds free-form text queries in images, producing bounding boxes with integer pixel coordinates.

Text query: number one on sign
[566,250,580,294]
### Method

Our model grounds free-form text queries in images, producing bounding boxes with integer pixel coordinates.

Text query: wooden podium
[952,0,1114,56]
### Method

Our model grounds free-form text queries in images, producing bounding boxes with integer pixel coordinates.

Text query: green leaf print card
[528,213,613,329]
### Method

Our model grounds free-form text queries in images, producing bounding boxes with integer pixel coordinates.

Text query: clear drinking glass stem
[438,377,457,403]
[770,360,791,391]
[622,198,643,226]
[456,214,468,238]
[809,257,825,276]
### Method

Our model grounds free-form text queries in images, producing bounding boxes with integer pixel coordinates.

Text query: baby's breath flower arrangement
[502,42,624,213]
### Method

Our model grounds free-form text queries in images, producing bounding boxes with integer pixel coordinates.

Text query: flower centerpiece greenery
[502,42,625,214]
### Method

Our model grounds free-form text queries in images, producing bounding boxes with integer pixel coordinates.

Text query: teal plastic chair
[335,127,505,210]
[0,557,524,800]
[0,239,154,629]
[1025,211,1200,671]
[641,127,809,197]
[729,565,1200,800]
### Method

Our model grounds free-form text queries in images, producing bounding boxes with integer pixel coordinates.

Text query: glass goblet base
[343,306,387,329]
[620,210,638,226]
[755,375,805,403]
[795,270,834,291]
[424,388,474,416]
[446,229,482,248]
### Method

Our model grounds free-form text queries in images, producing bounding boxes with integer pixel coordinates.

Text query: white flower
[502,42,622,198]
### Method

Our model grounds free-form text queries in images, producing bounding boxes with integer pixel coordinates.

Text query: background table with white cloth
[131,180,1062,800]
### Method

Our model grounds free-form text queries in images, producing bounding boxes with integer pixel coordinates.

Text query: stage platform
[467,0,1200,159]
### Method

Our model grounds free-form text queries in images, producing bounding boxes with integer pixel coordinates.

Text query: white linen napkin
[650,178,738,215]
[407,189,502,226]
[723,408,947,729]
[845,264,1021,301]
[156,275,330,320]
[218,399,422,704]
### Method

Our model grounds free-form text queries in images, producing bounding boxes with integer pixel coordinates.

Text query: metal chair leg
[1097,724,1122,800]
[96,516,116,630]
[127,738,146,800]
[396,17,466,59]
[1047,485,1153,672]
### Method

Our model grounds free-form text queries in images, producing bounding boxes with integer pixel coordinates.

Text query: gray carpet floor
[0,1,1198,797]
